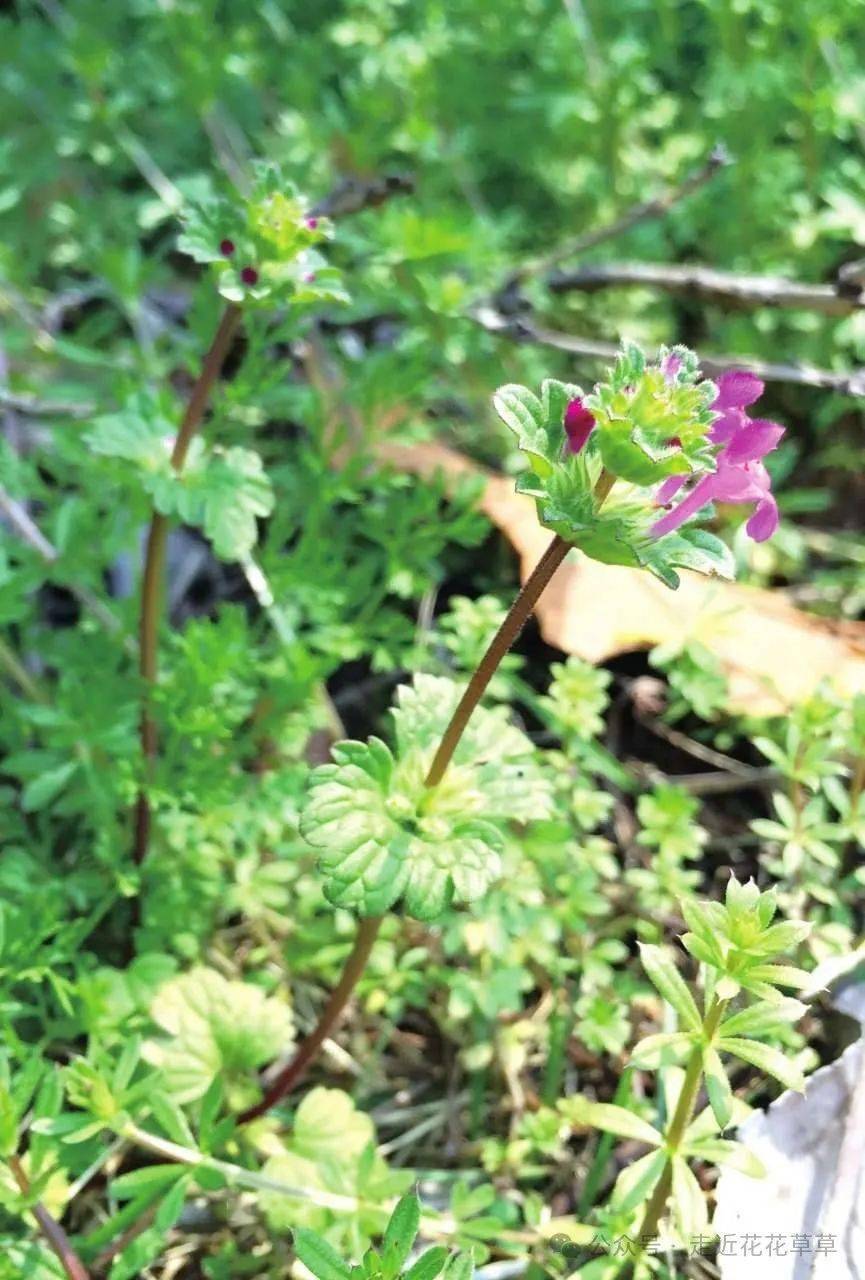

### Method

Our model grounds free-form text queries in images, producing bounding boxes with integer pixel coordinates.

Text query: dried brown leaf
[380,440,865,715]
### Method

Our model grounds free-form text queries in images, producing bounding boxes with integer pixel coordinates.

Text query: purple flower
[564,397,595,454]
[305,217,319,230]
[652,371,784,543]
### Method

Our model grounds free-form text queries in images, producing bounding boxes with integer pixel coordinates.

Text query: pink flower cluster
[651,372,784,543]
[562,369,784,544]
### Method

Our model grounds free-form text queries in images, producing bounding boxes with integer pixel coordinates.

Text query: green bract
[301,675,553,920]
[585,342,717,485]
[177,162,347,308]
[494,353,734,589]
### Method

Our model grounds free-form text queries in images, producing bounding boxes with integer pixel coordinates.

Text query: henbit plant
[562,876,810,1274]
[239,347,788,1123]
[84,163,345,864]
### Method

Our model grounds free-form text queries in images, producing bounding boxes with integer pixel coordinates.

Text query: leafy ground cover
[1,2,864,1278]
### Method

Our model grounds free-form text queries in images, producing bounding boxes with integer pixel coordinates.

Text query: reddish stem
[238,915,382,1123]
[9,1155,90,1280]
[424,533,570,787]
[132,303,242,864]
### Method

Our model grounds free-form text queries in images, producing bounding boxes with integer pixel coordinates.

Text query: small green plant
[563,876,809,1267]
[294,1192,474,1280]
[626,784,705,924]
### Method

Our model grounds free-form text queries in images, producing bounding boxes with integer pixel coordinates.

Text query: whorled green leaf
[669,1156,709,1241]
[638,944,702,1031]
[293,1230,352,1280]
[717,1036,806,1092]
[718,998,807,1040]
[404,1248,450,1280]
[702,1045,734,1129]
[380,1191,422,1278]
[629,1032,694,1070]
[560,1097,663,1147]
[684,1136,765,1178]
[610,1149,666,1213]
[302,675,552,920]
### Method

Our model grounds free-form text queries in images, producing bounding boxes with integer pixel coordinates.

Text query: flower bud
[564,397,595,454]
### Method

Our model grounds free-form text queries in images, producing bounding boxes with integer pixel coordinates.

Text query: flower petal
[660,352,682,381]
[723,419,785,464]
[713,370,764,411]
[651,476,715,537]
[563,398,595,454]
[656,474,687,505]
[745,493,779,541]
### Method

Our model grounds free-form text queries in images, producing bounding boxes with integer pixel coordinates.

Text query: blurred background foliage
[3,0,865,427]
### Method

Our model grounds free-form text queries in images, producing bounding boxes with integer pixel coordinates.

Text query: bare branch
[471,305,865,396]
[547,260,863,315]
[500,145,731,292]
[0,388,94,419]
[311,172,415,219]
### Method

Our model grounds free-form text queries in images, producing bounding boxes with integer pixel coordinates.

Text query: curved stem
[424,534,569,787]
[9,1155,90,1280]
[132,303,242,864]
[425,468,614,789]
[238,914,383,1123]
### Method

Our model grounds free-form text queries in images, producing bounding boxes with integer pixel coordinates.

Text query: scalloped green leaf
[259,1088,410,1247]
[301,677,552,920]
[142,967,293,1105]
[196,446,274,561]
[586,347,718,486]
[493,384,553,477]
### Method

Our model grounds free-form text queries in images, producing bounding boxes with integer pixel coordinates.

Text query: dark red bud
[240,266,259,285]
[305,217,319,230]
[219,239,235,257]
[563,398,595,455]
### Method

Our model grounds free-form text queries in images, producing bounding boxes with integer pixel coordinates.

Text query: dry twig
[472,305,865,396]
[548,259,863,315]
